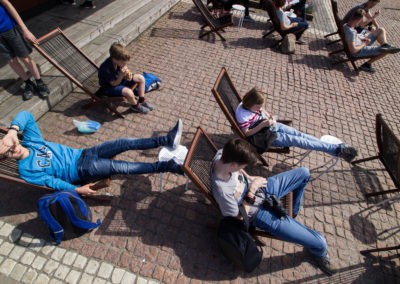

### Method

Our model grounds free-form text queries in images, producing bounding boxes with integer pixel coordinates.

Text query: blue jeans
[252,167,327,257]
[77,136,172,181]
[271,122,339,156]
[286,17,309,40]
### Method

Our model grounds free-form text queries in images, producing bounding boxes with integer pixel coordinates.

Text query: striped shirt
[235,102,267,131]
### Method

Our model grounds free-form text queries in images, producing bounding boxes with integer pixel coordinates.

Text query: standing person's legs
[271,123,339,155]
[132,73,155,111]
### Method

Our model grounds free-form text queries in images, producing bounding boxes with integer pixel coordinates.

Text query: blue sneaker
[168,119,183,149]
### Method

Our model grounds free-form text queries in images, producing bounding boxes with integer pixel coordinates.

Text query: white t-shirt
[276,9,291,28]
[235,102,267,131]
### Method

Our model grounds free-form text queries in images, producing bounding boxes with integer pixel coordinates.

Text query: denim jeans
[252,167,327,257]
[286,17,309,40]
[77,136,172,181]
[271,122,339,156]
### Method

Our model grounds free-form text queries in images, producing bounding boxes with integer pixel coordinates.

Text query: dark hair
[242,87,265,110]
[109,43,131,61]
[274,0,286,8]
[220,138,258,165]
[351,8,365,21]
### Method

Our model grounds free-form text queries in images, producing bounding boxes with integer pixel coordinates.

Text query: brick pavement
[1,0,400,283]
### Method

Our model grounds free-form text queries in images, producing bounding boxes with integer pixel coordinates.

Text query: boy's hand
[75,183,98,196]
[0,131,19,155]
[249,177,267,192]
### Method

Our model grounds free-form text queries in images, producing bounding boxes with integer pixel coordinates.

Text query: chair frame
[324,0,341,45]
[183,126,293,244]
[211,67,291,167]
[0,126,111,200]
[192,0,233,41]
[352,114,400,198]
[34,28,132,118]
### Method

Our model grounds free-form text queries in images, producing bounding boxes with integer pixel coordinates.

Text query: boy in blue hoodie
[0,111,183,196]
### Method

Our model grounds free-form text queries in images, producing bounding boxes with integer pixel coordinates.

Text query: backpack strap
[38,194,64,245]
[57,192,101,230]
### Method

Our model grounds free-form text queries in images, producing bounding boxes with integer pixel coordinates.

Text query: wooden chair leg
[361,244,400,255]
[351,155,379,165]
[324,31,338,38]
[329,48,344,56]
[365,188,399,198]
[327,39,341,46]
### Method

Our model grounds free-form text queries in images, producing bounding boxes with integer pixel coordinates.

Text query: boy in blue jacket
[0,111,183,196]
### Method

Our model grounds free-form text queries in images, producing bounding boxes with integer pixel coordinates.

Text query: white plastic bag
[73,119,101,134]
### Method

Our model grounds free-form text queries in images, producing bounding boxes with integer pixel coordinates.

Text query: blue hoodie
[12,111,83,191]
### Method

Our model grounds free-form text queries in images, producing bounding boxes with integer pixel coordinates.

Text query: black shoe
[164,159,185,175]
[80,1,95,8]
[359,63,376,73]
[61,0,76,5]
[23,82,35,100]
[380,44,400,54]
[167,119,183,149]
[311,254,336,276]
[35,81,50,98]
[337,144,358,163]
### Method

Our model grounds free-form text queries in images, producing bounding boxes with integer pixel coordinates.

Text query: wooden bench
[192,0,233,41]
[352,114,400,198]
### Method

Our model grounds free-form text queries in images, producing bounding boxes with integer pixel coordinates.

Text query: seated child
[98,43,154,114]
[235,87,358,162]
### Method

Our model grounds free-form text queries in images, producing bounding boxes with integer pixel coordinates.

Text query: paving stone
[0,258,17,276]
[0,241,14,256]
[85,259,100,275]
[31,255,47,270]
[111,267,126,283]
[21,267,38,284]
[97,262,114,279]
[65,269,81,284]
[9,263,27,281]
[51,247,67,261]
[72,254,87,270]
[28,238,46,251]
[54,264,70,280]
[21,251,36,266]
[34,273,50,284]
[9,245,25,261]
[93,277,107,284]
[0,223,14,238]
[62,251,78,266]
[137,276,149,284]
[40,243,55,256]
[81,273,94,284]
[121,271,137,284]
[43,259,60,275]
[49,279,64,284]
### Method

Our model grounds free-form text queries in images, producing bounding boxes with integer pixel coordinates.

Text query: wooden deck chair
[324,0,342,45]
[211,67,292,167]
[261,0,305,47]
[182,126,293,244]
[34,28,135,118]
[0,126,112,200]
[352,114,400,198]
[192,0,233,41]
[329,16,379,71]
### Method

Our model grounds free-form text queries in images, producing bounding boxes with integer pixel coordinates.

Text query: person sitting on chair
[344,9,400,73]
[0,111,184,195]
[211,138,336,275]
[274,0,309,44]
[235,87,358,162]
[98,43,154,114]
[342,0,381,33]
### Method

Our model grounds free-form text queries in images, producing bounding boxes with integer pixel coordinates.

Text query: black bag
[217,217,262,272]
[247,120,277,153]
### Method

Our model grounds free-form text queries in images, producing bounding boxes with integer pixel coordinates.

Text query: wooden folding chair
[352,114,400,198]
[324,0,342,45]
[211,67,292,166]
[261,0,305,47]
[34,28,134,118]
[183,126,293,245]
[192,0,233,41]
[0,126,112,200]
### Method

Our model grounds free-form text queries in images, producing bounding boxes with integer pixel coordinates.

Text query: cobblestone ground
[1,0,400,283]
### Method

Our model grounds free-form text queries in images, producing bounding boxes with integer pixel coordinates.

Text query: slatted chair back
[352,114,400,197]
[183,127,293,240]
[34,28,126,118]
[192,0,233,41]
[325,0,341,40]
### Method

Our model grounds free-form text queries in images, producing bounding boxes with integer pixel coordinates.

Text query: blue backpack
[38,191,101,245]
[134,72,161,94]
